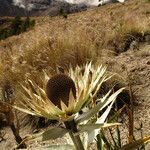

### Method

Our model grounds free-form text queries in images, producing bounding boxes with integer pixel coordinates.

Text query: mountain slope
[0,0,150,149]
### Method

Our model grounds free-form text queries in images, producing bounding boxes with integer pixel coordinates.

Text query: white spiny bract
[14,62,111,122]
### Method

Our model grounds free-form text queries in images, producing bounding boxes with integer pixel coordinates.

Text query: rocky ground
[108,41,150,149]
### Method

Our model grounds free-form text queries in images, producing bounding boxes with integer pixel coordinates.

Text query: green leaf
[42,127,68,141]
[96,133,102,150]
[100,130,113,149]
[78,124,105,132]
[34,144,75,150]
[78,123,121,133]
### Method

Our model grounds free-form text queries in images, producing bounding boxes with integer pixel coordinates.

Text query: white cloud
[13,0,25,8]
[99,0,125,5]
[63,0,100,6]
[63,0,125,6]
[12,0,34,10]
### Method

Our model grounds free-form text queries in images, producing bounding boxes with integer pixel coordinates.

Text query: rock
[130,40,139,51]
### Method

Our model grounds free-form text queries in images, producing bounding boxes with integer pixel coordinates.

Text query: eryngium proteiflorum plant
[14,62,125,150]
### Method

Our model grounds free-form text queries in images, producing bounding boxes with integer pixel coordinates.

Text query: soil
[107,41,150,149]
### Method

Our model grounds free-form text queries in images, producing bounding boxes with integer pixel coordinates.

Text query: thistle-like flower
[14,62,111,122]
[13,62,126,150]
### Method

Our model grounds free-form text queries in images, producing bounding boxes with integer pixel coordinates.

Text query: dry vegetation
[0,0,150,149]
[0,0,149,77]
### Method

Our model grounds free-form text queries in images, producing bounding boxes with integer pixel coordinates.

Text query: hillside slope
[0,0,150,149]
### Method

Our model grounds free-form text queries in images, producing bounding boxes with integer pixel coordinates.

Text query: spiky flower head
[14,62,112,122]
[46,74,76,109]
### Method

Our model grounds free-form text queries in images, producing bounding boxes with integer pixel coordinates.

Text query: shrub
[11,16,22,35]
[0,16,35,40]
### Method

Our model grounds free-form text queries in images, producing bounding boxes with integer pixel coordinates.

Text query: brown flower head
[46,74,76,109]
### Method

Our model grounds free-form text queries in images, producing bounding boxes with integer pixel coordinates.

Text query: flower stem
[64,120,84,150]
